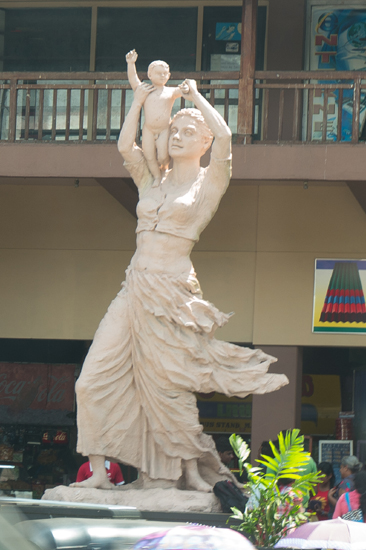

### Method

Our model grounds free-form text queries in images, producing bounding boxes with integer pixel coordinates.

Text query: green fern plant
[229,429,323,547]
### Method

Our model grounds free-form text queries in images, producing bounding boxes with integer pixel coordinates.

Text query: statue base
[42,485,222,513]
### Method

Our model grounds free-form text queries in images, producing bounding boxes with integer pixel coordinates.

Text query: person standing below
[215,436,234,466]
[333,470,366,521]
[308,461,335,520]
[328,455,361,510]
[76,460,124,486]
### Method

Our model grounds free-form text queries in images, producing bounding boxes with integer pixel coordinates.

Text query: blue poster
[215,23,241,42]
[310,8,366,141]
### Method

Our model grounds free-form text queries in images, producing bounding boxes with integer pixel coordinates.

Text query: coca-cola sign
[0,363,76,425]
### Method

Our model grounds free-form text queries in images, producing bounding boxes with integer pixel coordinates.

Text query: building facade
[1,0,366,492]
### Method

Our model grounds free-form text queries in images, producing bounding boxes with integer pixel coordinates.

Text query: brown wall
[1,176,366,347]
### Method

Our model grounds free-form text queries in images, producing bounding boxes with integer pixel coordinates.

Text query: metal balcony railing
[0,70,365,144]
[255,71,366,143]
[0,71,240,143]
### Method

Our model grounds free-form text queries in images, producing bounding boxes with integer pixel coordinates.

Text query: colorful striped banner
[313,259,366,334]
[319,262,366,323]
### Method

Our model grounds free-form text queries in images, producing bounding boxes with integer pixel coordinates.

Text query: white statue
[71,74,288,493]
[126,49,186,186]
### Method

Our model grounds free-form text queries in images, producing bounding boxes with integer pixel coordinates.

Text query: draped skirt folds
[76,268,288,481]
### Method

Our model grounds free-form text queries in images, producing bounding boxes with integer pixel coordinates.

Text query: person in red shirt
[76,460,124,486]
[308,461,335,520]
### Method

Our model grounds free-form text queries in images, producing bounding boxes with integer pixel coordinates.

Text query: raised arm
[117,82,155,164]
[179,79,232,159]
[126,50,141,92]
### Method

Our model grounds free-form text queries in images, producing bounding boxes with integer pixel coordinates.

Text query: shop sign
[0,363,76,425]
[42,430,68,445]
[197,375,342,436]
[197,392,252,434]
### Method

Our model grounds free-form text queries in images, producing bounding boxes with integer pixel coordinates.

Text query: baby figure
[126,49,187,185]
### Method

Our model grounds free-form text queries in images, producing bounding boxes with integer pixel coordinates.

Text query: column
[237,0,258,143]
[251,346,303,460]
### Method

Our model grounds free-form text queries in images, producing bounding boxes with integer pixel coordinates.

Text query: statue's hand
[134,82,155,106]
[179,79,198,101]
[126,49,138,64]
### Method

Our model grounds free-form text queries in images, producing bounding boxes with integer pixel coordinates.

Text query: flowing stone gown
[75,150,289,484]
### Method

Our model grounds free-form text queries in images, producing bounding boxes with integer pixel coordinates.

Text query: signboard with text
[197,392,252,434]
[0,363,76,425]
[319,439,353,484]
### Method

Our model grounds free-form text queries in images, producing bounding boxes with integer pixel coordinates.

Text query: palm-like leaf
[229,429,322,547]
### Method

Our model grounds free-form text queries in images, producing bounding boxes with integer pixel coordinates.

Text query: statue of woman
[72,79,288,492]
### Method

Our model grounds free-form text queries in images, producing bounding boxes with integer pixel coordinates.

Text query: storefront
[0,359,79,498]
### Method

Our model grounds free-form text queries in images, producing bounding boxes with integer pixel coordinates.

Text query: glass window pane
[96,8,197,72]
[3,8,91,71]
[201,6,267,71]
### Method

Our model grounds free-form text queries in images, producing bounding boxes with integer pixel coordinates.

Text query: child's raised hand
[126,49,138,64]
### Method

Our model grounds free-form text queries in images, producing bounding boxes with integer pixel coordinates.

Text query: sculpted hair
[148,60,170,75]
[172,108,214,145]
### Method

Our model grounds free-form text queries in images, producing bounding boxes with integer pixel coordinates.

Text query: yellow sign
[301,374,341,435]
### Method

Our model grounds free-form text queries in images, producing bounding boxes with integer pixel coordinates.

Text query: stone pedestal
[42,485,222,513]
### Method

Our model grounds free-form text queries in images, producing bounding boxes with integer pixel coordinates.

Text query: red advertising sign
[0,363,76,425]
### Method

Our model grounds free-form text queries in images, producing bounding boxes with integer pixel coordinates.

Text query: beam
[2,142,366,182]
[347,181,366,215]
[96,178,138,218]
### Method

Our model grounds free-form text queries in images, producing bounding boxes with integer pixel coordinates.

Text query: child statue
[126,49,187,186]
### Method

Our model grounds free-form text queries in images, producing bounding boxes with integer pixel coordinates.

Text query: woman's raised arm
[117,82,155,163]
[179,79,232,160]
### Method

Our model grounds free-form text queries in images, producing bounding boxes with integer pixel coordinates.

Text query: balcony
[1,71,366,187]
[1,70,366,144]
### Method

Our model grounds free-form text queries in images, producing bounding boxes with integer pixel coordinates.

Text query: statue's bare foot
[185,471,212,493]
[70,477,114,490]
[184,459,212,493]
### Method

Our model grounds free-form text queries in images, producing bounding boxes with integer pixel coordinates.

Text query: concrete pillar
[251,346,302,460]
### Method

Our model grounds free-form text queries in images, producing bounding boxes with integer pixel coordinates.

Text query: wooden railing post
[352,78,361,144]
[237,0,258,144]
[8,77,17,142]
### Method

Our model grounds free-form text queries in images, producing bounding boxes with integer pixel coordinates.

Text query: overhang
[0,142,365,183]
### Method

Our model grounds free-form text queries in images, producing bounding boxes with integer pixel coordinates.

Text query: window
[3,8,92,71]
[96,7,197,72]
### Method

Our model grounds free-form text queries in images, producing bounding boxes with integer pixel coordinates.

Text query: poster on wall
[215,23,241,42]
[319,439,353,484]
[313,259,366,333]
[309,6,366,141]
